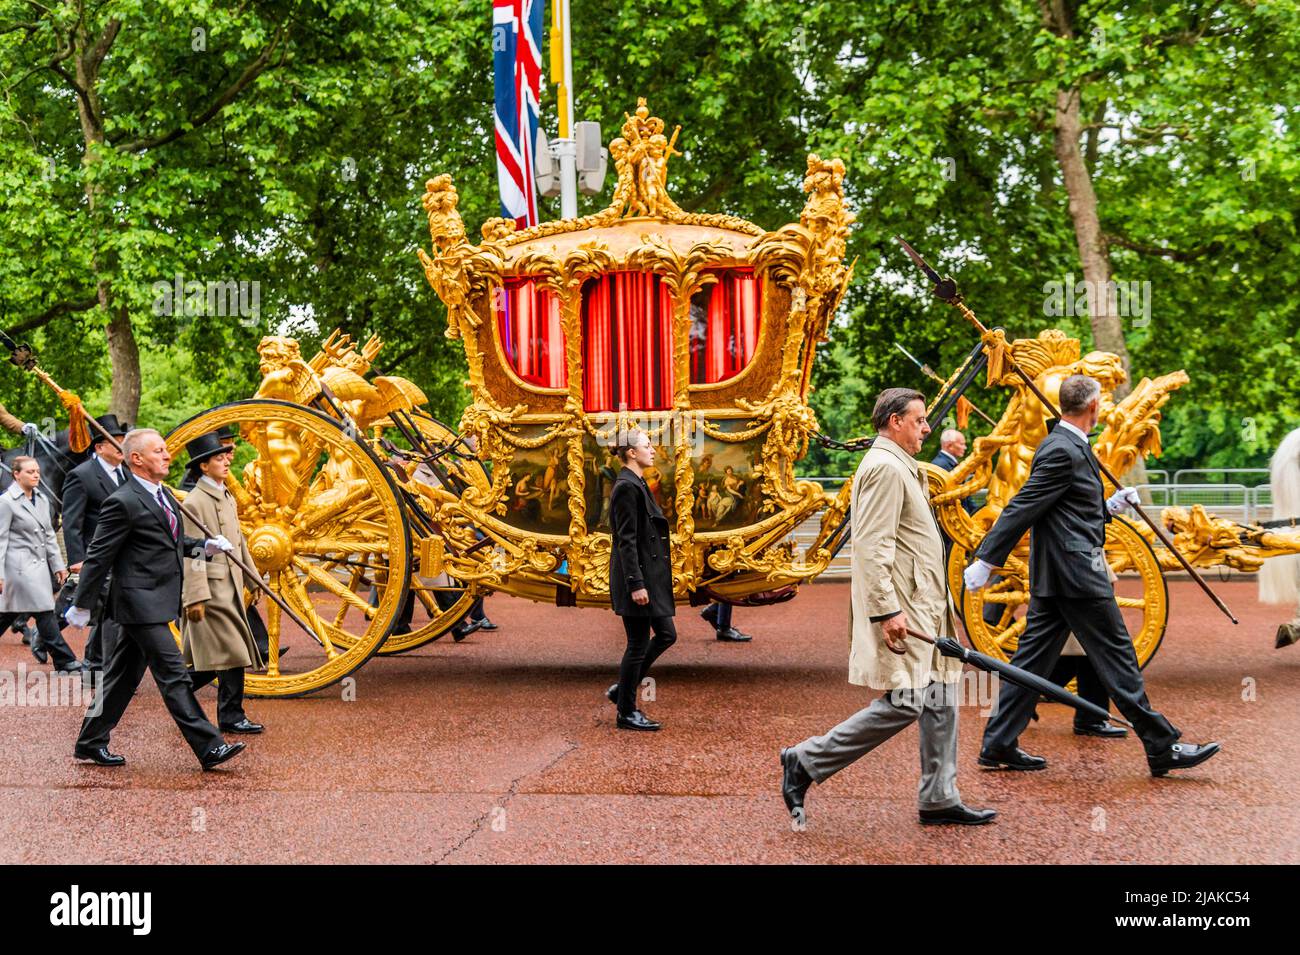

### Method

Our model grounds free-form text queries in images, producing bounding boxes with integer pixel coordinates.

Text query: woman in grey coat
[0,456,80,671]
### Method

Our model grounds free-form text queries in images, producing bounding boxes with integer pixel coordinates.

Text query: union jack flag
[493,0,543,229]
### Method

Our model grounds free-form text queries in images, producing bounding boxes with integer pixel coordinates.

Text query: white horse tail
[1259,427,1300,606]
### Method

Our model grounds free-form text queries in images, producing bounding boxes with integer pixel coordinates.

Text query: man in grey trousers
[780,388,996,827]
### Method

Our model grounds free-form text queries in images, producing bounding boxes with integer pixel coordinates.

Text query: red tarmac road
[1,579,1296,864]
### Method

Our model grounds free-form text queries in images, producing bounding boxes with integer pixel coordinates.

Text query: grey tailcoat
[0,482,65,613]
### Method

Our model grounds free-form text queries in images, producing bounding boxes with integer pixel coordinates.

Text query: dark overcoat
[608,467,674,617]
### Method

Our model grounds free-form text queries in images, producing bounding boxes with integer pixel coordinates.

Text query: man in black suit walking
[65,428,245,770]
[60,414,130,679]
[964,374,1220,777]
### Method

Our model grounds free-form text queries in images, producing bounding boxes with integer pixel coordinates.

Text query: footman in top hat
[180,432,266,735]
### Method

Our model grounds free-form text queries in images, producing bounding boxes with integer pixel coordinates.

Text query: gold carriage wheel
[323,412,491,655]
[957,516,1168,668]
[166,399,412,698]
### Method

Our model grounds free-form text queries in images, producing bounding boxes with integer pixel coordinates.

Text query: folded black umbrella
[54,574,79,631]
[906,628,1133,728]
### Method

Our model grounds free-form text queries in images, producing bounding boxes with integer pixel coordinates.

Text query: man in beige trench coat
[180,433,265,734]
[780,388,996,827]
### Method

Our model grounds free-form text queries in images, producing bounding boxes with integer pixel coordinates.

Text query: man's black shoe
[699,607,718,628]
[1148,741,1220,777]
[780,747,812,825]
[30,639,48,664]
[200,741,246,770]
[220,718,264,735]
[605,683,619,706]
[919,803,998,826]
[74,745,125,767]
[54,661,85,676]
[1074,720,1127,738]
[716,627,752,642]
[476,617,499,631]
[17,623,33,645]
[978,746,1047,771]
[452,618,482,643]
[616,710,661,731]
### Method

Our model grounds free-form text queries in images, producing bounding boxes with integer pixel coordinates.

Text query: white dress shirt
[94,454,122,486]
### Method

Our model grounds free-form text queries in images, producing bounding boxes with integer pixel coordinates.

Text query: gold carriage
[165,100,856,696]
[162,99,1298,698]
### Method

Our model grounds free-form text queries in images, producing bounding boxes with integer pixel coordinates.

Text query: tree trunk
[1053,88,1148,483]
[106,305,142,422]
[72,15,143,424]
[1041,1,1146,483]
[1051,86,1133,391]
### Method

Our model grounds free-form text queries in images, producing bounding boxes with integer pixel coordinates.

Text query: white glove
[963,559,995,592]
[1106,486,1141,515]
[205,535,234,556]
[21,422,40,439]
[65,606,92,628]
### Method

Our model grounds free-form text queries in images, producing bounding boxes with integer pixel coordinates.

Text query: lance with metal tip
[893,342,997,426]
[0,329,331,645]
[894,237,1238,625]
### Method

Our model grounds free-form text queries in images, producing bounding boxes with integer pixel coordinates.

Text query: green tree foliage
[1,0,1296,473]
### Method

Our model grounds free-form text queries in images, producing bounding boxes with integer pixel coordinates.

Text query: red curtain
[497,279,567,388]
[690,270,762,384]
[582,272,674,411]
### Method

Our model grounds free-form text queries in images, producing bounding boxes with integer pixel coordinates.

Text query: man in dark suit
[964,374,1220,777]
[60,414,130,679]
[65,428,245,770]
[930,428,977,515]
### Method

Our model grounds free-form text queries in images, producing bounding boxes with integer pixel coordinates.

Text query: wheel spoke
[982,590,1027,605]
[281,573,340,660]
[993,616,1026,653]
[297,538,391,556]
[285,432,328,513]
[1115,596,1147,609]
[265,584,282,678]
[294,557,378,618]
[247,425,277,506]
[298,483,373,534]
[334,567,365,627]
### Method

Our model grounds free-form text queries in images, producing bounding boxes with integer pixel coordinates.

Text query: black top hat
[214,424,237,442]
[184,431,230,471]
[91,413,131,443]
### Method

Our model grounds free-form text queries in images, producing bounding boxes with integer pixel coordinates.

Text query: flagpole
[552,0,578,218]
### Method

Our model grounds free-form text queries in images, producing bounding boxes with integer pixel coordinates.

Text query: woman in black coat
[605,429,676,730]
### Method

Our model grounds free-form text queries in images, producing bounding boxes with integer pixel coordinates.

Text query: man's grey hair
[940,428,965,449]
[1059,375,1102,415]
[121,428,163,461]
[872,387,926,433]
